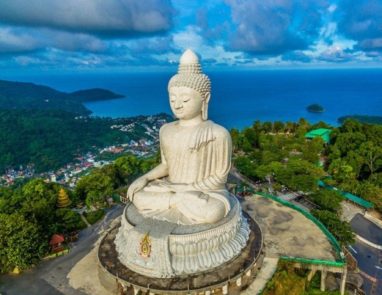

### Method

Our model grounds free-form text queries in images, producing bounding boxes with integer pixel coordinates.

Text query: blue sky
[0,0,381,73]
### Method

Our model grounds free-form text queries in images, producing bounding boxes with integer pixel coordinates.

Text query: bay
[3,69,382,129]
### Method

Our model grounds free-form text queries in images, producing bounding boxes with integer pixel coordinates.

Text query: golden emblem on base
[139,233,151,258]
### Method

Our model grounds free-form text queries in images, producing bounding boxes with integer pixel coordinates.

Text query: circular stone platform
[114,197,250,278]
[98,211,263,294]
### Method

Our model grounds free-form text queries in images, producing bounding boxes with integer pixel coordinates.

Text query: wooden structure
[50,234,65,253]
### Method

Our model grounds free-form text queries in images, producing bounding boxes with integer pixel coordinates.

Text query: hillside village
[0,114,170,187]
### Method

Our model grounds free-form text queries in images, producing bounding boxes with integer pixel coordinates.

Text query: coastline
[2,69,382,129]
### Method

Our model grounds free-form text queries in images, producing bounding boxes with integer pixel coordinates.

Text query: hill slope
[0,80,123,114]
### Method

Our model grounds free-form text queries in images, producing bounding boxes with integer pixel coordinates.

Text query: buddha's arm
[193,130,232,191]
[141,163,169,181]
[128,126,171,200]
[165,129,232,193]
[127,163,169,201]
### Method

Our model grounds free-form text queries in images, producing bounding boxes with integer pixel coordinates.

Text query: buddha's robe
[133,120,232,224]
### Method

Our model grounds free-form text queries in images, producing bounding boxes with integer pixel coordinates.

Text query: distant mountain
[70,88,124,102]
[0,80,123,115]
[338,115,382,125]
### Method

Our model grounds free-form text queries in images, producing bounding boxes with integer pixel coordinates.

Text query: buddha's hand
[127,177,148,202]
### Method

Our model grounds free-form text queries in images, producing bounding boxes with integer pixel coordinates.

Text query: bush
[307,190,342,212]
[312,209,354,246]
[55,208,87,233]
[84,209,105,225]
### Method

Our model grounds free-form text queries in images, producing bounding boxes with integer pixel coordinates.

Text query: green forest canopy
[0,110,170,172]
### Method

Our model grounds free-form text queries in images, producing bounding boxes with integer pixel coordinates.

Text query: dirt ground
[242,195,336,261]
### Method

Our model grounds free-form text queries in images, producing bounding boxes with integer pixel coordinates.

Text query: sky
[0,0,382,73]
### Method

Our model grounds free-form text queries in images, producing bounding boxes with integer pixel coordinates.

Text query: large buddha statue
[114,50,249,278]
[127,49,231,225]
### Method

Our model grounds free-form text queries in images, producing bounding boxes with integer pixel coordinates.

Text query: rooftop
[305,128,332,144]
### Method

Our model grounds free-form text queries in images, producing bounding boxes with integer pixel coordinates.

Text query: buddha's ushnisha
[127,49,232,224]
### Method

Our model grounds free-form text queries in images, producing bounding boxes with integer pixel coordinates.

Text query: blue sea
[3,69,382,129]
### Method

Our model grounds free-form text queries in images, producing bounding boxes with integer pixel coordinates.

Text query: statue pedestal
[114,196,249,278]
[98,198,263,294]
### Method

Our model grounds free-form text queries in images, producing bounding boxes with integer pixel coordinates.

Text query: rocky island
[306,103,324,113]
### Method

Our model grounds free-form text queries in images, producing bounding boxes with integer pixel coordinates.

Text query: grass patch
[262,261,346,295]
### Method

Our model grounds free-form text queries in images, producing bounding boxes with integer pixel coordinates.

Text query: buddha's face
[169,86,204,120]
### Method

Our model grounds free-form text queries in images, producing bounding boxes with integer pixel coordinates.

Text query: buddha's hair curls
[168,57,211,98]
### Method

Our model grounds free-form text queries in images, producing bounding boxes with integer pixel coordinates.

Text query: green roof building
[305,128,332,144]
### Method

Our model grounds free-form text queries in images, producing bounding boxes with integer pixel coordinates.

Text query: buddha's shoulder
[209,121,231,139]
[159,120,230,138]
[159,121,177,135]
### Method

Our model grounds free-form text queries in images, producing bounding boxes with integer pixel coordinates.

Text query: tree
[302,137,323,164]
[114,154,142,183]
[297,118,310,129]
[359,141,382,175]
[19,179,58,232]
[252,120,262,133]
[273,121,284,133]
[75,170,114,208]
[328,159,356,183]
[230,128,240,151]
[340,118,363,133]
[255,162,283,180]
[310,121,331,130]
[356,181,382,211]
[262,121,273,133]
[285,121,296,134]
[307,190,342,212]
[140,154,160,173]
[277,159,324,192]
[344,150,364,178]
[235,156,258,179]
[243,128,258,148]
[55,209,86,233]
[0,213,46,273]
[312,210,354,246]
[0,187,19,214]
[333,132,366,157]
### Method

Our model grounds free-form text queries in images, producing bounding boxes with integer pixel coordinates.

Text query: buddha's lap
[133,189,226,218]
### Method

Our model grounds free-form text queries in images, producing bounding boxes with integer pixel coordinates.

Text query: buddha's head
[168,49,211,121]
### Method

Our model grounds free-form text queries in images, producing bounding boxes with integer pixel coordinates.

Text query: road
[348,213,382,295]
[351,213,382,245]
[0,205,124,295]
[349,241,382,295]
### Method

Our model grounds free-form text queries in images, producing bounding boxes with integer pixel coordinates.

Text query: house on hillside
[304,128,332,144]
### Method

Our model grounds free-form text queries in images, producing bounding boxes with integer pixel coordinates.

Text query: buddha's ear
[204,92,211,104]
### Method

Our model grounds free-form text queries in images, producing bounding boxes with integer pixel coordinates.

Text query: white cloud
[0,26,106,54]
[0,27,40,53]
[0,0,173,36]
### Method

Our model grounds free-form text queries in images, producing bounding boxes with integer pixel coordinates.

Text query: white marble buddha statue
[127,49,232,225]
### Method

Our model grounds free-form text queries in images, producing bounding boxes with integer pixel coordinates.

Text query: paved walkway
[341,201,364,222]
[80,213,91,227]
[242,257,279,295]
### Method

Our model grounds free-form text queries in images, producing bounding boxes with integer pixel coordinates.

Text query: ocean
[3,69,382,129]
